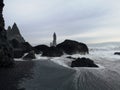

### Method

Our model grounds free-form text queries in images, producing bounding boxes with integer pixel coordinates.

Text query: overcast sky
[3,0,120,45]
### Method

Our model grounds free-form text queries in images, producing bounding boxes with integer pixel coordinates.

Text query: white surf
[19,42,120,90]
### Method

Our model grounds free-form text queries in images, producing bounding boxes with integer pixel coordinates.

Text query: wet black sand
[0,61,35,90]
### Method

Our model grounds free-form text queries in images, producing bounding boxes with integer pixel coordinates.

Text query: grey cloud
[3,0,120,45]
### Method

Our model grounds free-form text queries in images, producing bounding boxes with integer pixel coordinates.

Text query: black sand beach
[0,61,35,90]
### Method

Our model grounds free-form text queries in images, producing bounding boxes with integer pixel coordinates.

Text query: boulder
[0,0,14,67]
[114,52,120,55]
[71,57,98,67]
[57,39,89,55]
[23,51,36,60]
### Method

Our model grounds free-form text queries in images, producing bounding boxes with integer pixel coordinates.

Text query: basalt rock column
[0,0,14,67]
[53,32,57,47]
[50,32,57,47]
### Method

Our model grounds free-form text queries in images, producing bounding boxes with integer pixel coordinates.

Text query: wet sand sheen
[0,61,35,90]
[19,59,120,90]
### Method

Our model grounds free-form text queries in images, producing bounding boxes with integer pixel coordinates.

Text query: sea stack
[7,23,25,43]
[0,0,14,67]
[50,32,57,47]
[53,32,57,46]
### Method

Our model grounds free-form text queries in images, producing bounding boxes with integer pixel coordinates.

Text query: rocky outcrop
[23,51,36,60]
[7,23,25,43]
[13,42,33,58]
[9,39,32,58]
[6,24,33,58]
[57,39,89,55]
[33,40,89,57]
[42,46,63,57]
[114,52,120,55]
[18,42,33,53]
[34,45,63,57]
[0,0,14,67]
[71,57,98,67]
[34,45,49,54]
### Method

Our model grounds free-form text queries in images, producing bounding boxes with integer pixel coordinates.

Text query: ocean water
[19,43,120,90]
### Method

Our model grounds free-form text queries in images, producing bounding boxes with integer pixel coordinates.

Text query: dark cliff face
[7,23,25,43]
[0,0,4,28]
[0,0,14,67]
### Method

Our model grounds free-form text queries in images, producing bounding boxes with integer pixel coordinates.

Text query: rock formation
[114,52,120,55]
[34,39,89,57]
[6,23,33,58]
[42,46,63,57]
[71,57,98,67]
[0,0,14,67]
[12,41,33,58]
[57,39,89,55]
[34,45,49,54]
[7,23,25,43]
[23,50,36,60]
[50,32,57,47]
[34,45,63,57]
[13,49,24,58]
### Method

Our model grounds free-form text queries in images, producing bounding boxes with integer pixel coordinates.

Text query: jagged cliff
[6,23,33,58]
[7,23,25,43]
[0,0,14,67]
